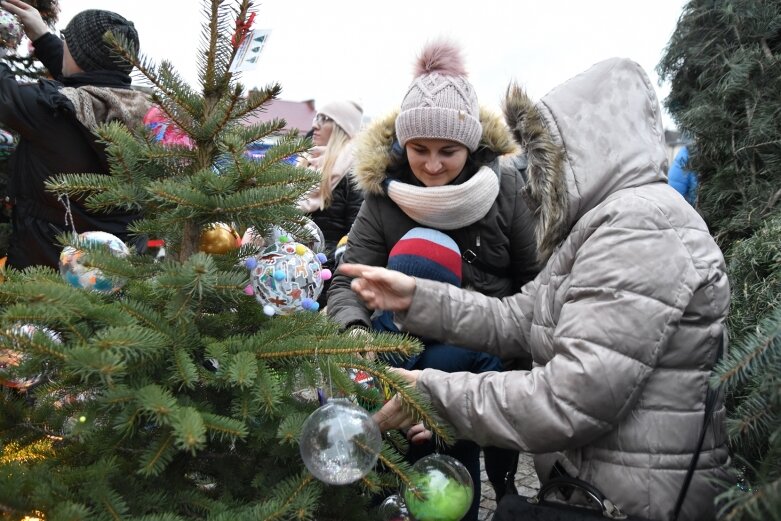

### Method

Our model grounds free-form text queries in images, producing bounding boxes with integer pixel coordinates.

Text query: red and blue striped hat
[387,228,461,287]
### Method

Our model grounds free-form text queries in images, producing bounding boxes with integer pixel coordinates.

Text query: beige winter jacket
[397,58,732,521]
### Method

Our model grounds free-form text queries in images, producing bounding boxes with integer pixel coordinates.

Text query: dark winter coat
[327,109,539,334]
[308,173,363,260]
[0,33,151,269]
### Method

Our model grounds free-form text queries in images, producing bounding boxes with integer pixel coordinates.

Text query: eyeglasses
[312,114,333,127]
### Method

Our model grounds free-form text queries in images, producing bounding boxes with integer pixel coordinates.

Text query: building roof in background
[244,98,316,134]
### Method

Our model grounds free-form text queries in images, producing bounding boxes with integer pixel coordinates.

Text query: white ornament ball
[59,231,130,293]
[0,10,24,49]
[299,398,382,485]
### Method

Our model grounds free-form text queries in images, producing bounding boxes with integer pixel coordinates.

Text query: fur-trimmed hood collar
[503,57,669,263]
[353,106,519,195]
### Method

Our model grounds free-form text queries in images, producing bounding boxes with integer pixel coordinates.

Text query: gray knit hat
[62,10,139,74]
[395,40,482,151]
[318,100,364,138]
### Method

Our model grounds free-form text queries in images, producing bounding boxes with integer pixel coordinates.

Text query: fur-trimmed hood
[353,106,519,195]
[503,57,669,263]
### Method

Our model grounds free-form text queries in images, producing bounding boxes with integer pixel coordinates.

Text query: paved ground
[478,452,540,520]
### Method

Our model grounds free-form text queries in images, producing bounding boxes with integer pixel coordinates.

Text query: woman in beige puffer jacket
[341,57,732,521]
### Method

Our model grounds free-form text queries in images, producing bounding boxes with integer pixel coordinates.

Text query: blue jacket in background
[668,146,698,206]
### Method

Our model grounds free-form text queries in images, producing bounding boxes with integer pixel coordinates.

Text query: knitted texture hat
[318,100,364,138]
[62,10,139,74]
[387,228,461,287]
[395,40,482,151]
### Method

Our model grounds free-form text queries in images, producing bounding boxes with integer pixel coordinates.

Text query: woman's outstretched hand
[372,368,421,432]
[338,263,416,312]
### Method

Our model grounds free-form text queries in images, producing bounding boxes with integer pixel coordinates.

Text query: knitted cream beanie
[395,40,482,151]
[318,100,364,138]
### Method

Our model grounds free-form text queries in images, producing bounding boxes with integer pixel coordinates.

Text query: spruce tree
[0,2,448,519]
[658,1,781,518]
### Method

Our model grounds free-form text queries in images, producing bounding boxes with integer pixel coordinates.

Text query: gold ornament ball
[199,223,240,254]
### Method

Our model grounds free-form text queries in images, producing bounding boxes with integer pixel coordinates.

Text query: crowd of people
[0,2,730,520]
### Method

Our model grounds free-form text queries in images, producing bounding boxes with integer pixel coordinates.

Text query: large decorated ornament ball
[199,222,241,254]
[403,454,474,521]
[59,231,130,293]
[0,10,24,49]
[0,324,61,390]
[296,218,325,254]
[299,398,382,485]
[249,239,330,315]
[267,218,325,254]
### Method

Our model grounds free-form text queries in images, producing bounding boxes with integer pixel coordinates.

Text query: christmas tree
[658,1,781,518]
[0,1,449,519]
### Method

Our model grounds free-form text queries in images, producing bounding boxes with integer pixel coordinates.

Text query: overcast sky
[57,0,687,129]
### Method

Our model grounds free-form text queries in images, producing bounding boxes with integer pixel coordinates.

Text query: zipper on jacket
[463,234,480,264]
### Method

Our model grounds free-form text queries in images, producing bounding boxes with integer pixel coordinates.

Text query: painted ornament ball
[0,10,24,49]
[59,231,130,293]
[250,240,326,315]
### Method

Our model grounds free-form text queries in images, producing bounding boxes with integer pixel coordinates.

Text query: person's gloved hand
[1,0,49,42]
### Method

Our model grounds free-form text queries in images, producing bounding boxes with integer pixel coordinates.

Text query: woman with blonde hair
[297,100,364,303]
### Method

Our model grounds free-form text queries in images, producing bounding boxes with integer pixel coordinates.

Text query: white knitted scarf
[386,166,500,230]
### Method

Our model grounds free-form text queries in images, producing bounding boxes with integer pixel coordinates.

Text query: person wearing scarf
[327,39,539,519]
[0,0,151,269]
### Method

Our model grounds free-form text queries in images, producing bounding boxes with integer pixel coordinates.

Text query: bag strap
[670,331,726,521]
[532,475,629,520]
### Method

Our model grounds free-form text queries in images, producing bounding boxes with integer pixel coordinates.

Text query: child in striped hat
[372,227,501,521]
[372,227,501,372]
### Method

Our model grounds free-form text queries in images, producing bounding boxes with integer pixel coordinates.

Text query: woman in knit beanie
[327,39,540,517]
[297,99,364,306]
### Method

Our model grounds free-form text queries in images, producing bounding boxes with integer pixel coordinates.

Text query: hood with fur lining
[503,57,669,263]
[353,106,519,195]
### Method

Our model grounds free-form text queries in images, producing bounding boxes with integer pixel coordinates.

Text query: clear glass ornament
[378,494,411,521]
[299,398,382,485]
[403,454,474,521]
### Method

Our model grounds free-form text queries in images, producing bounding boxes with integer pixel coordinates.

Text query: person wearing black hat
[0,0,151,269]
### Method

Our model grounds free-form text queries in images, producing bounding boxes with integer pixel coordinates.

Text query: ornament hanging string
[231,11,256,49]
[58,193,77,234]
[314,344,334,405]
